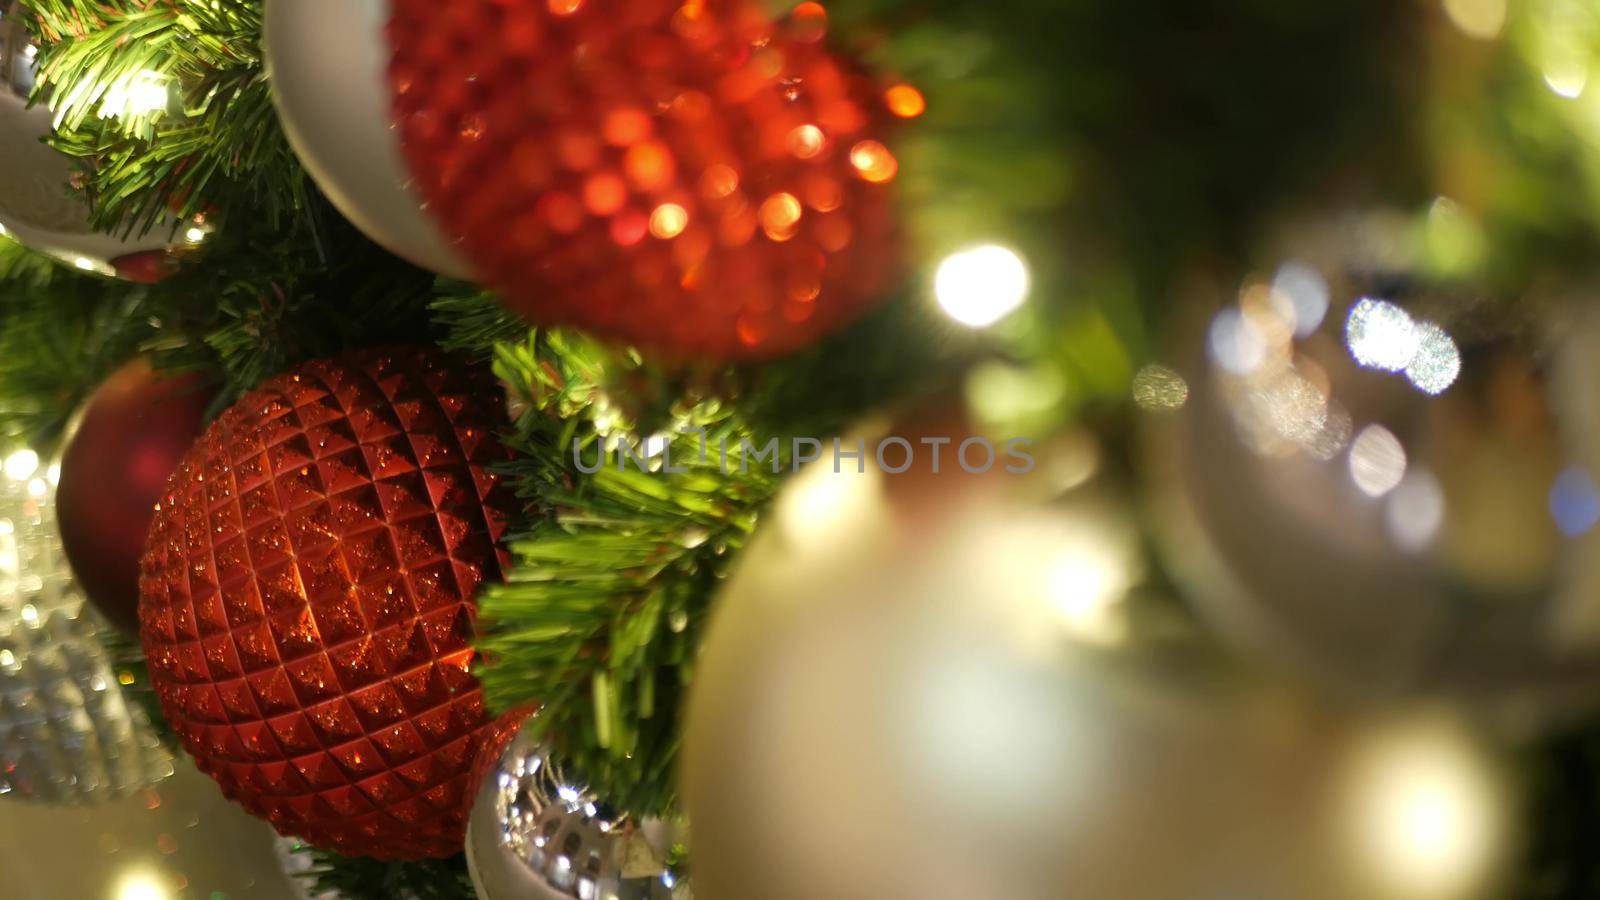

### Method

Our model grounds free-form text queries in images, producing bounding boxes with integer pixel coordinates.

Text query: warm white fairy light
[73,256,96,271]
[935,245,1030,327]
[184,226,207,243]
[3,448,40,482]
[98,69,171,119]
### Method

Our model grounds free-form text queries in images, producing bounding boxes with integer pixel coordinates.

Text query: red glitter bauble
[137,348,513,860]
[58,358,215,634]
[386,0,901,361]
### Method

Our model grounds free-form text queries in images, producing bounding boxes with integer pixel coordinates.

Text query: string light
[3,448,39,481]
[935,245,1030,327]
[98,69,171,119]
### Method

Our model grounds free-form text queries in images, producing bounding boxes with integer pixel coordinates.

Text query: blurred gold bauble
[683,441,1517,900]
[1147,211,1600,717]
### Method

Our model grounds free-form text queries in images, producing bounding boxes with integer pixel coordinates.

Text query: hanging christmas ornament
[137,348,514,860]
[1145,209,1600,717]
[683,441,1518,900]
[465,712,688,900]
[0,3,182,278]
[2,449,175,802]
[263,0,470,278]
[386,0,902,361]
[57,358,216,634]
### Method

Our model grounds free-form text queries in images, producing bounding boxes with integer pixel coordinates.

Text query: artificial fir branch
[18,0,300,233]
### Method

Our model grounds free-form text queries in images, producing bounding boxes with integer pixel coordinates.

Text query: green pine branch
[446,320,779,817]
[18,0,301,234]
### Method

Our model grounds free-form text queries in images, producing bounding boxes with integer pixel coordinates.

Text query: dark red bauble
[57,358,215,633]
[387,0,901,361]
[137,348,513,860]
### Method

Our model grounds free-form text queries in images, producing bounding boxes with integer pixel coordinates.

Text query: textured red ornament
[386,0,901,361]
[137,348,513,860]
[58,358,215,633]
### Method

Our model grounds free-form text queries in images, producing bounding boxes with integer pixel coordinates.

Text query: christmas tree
[6,0,1600,898]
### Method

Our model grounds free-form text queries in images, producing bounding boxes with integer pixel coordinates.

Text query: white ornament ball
[264,0,470,278]
[0,8,172,276]
[684,448,1517,900]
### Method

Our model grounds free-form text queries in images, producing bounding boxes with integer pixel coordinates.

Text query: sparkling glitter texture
[2,460,174,803]
[137,349,513,860]
[386,0,902,361]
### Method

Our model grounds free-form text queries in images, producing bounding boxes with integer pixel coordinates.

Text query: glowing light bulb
[115,870,172,900]
[74,256,96,271]
[99,69,171,118]
[184,226,207,243]
[935,245,1030,328]
[3,448,40,481]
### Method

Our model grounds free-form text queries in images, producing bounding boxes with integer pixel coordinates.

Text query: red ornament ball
[387,0,901,361]
[58,358,215,634]
[138,348,513,860]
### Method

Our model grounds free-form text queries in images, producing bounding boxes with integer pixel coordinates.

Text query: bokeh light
[1346,298,1419,373]
[935,245,1030,327]
[1350,425,1408,497]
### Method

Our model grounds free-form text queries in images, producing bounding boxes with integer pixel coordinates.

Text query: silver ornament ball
[466,716,688,900]
[1147,208,1600,720]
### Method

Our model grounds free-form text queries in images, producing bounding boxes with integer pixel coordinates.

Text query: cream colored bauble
[684,443,1517,900]
[0,6,173,276]
[264,0,470,278]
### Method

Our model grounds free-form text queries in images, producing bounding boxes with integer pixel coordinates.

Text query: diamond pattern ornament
[138,348,514,860]
[2,454,175,803]
[386,0,902,361]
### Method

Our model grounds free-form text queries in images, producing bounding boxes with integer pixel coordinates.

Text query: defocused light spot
[649,203,689,239]
[885,84,926,118]
[788,124,825,159]
[1271,262,1330,337]
[1350,425,1407,497]
[1405,321,1461,395]
[27,477,46,497]
[184,226,207,244]
[116,870,172,900]
[1347,298,1419,372]
[3,449,40,481]
[1387,469,1446,551]
[1343,723,1505,900]
[1545,60,1588,98]
[99,69,170,119]
[849,140,898,183]
[759,192,803,241]
[1306,406,1355,462]
[1043,543,1129,644]
[1550,466,1600,537]
[1131,364,1189,411]
[935,245,1029,328]
[1208,308,1268,375]
[1443,0,1507,39]
[74,256,96,271]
